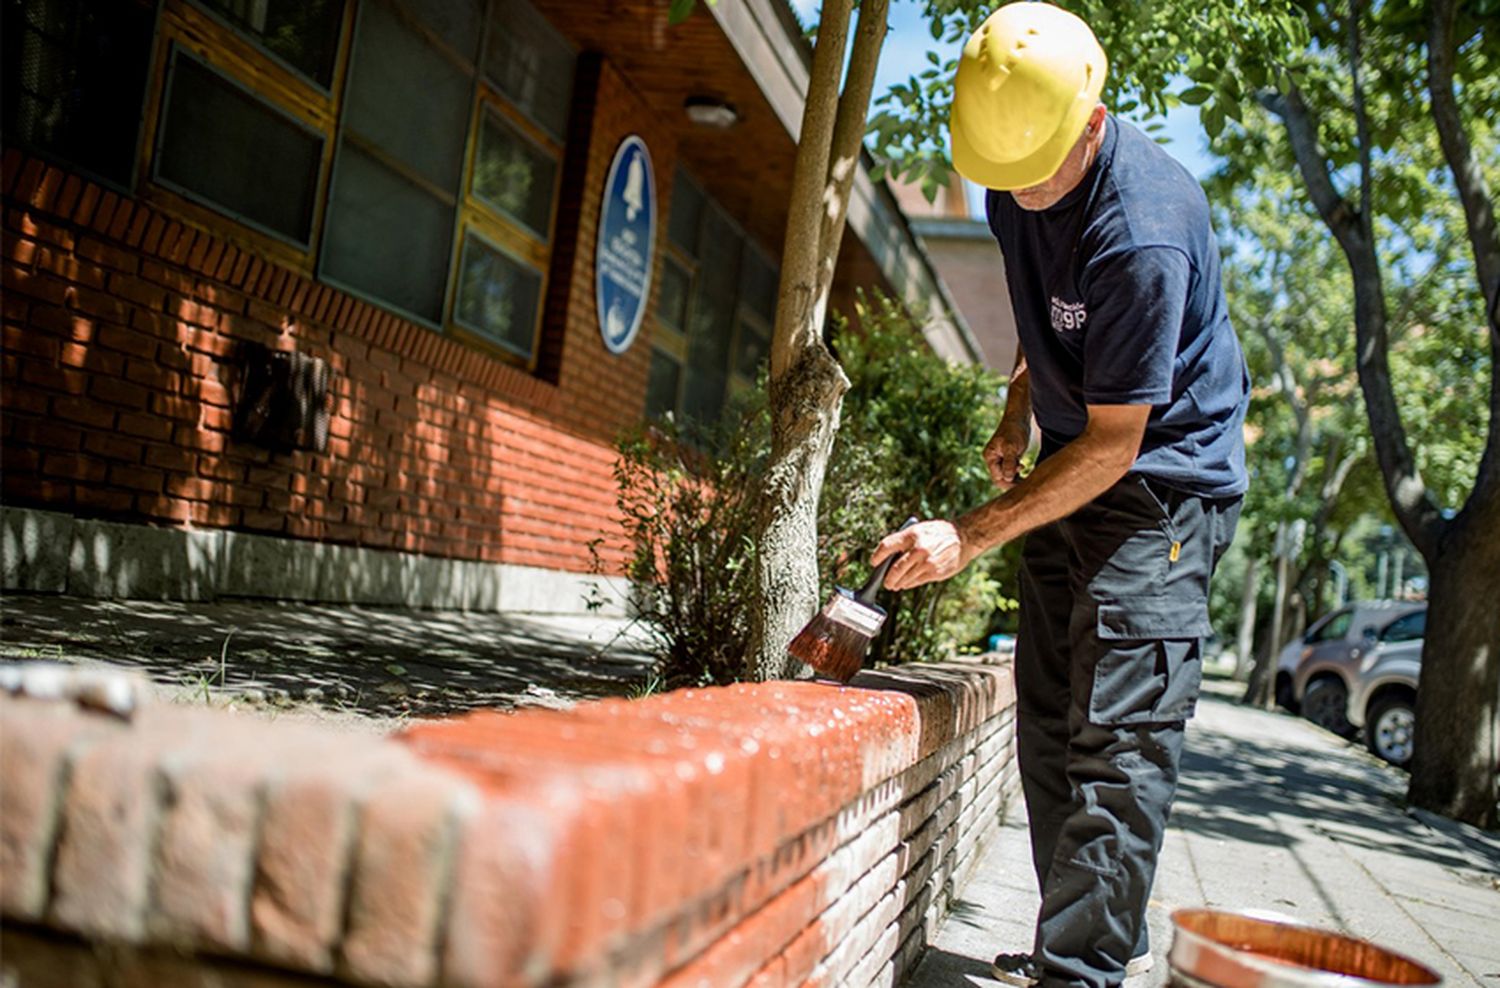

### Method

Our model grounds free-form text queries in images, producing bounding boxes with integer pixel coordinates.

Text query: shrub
[599,290,1020,686]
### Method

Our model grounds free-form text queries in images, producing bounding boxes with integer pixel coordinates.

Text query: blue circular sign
[596,135,656,355]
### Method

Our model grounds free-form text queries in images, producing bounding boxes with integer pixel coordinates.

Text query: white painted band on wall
[1,507,631,616]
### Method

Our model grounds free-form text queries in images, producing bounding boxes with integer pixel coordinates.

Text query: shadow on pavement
[0,591,656,725]
[1175,693,1497,878]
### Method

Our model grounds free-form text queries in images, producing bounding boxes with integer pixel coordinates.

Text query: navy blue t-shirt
[986,117,1249,498]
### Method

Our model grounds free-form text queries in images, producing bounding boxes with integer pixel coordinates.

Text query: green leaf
[668,0,695,25]
[1180,86,1214,105]
[930,16,943,41]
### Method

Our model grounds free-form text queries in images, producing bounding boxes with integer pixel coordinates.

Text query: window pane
[193,0,345,85]
[740,247,778,325]
[473,109,556,239]
[646,348,681,419]
[156,51,322,244]
[734,317,769,379]
[484,0,574,139]
[343,0,470,193]
[400,0,482,61]
[681,205,740,424]
[656,258,689,332]
[668,170,703,256]
[2,0,155,186]
[454,232,542,357]
[322,141,453,322]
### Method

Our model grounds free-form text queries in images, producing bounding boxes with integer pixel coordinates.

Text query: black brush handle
[855,517,919,607]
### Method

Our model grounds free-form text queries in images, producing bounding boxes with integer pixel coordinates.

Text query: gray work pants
[1015,474,1240,988]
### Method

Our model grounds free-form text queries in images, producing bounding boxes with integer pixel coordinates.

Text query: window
[453,231,543,357]
[189,0,345,87]
[323,0,571,361]
[649,169,779,423]
[1379,611,1426,644]
[2,0,157,187]
[1306,609,1353,644]
[321,0,476,324]
[154,48,324,246]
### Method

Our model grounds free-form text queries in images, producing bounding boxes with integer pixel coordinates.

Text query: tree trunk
[747,347,849,680]
[1234,554,1261,682]
[743,0,887,680]
[1409,495,1500,830]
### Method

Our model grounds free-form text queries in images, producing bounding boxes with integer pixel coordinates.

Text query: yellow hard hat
[949,3,1107,190]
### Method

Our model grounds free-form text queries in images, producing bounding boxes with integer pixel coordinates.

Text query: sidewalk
[912,680,1500,987]
[0,590,656,731]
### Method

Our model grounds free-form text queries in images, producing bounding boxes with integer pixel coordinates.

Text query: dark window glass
[322,142,453,321]
[2,0,155,186]
[342,0,470,192]
[740,248,778,325]
[646,349,682,419]
[484,0,573,139]
[472,108,556,239]
[681,206,740,423]
[454,232,542,357]
[1308,610,1353,643]
[656,257,690,331]
[155,50,323,244]
[192,0,345,86]
[734,316,769,379]
[668,171,703,256]
[402,0,482,61]
[1380,611,1426,643]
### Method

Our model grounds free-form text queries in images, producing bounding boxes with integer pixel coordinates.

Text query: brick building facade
[1,0,976,614]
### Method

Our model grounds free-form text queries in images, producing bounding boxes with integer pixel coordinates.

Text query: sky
[788,0,1219,208]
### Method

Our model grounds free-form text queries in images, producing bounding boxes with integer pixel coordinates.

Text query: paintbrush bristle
[787,590,887,682]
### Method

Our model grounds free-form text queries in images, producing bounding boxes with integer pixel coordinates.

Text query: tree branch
[815,0,890,306]
[1261,87,1362,255]
[770,0,854,379]
[1428,0,1500,498]
[1346,0,1375,245]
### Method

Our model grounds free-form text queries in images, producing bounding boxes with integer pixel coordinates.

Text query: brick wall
[1,55,679,582]
[0,656,1019,987]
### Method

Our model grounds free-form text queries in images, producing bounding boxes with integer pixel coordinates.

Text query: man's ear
[1087,103,1107,135]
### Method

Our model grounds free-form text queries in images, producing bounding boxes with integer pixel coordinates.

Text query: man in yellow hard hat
[872,3,1249,985]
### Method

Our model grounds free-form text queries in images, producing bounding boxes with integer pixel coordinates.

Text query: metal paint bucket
[1169,909,1443,988]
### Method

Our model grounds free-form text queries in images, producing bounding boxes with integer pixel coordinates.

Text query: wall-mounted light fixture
[683,96,739,129]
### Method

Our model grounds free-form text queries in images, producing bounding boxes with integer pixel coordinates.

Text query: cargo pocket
[1088,596,1212,725]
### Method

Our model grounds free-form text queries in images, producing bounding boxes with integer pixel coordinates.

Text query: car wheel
[1366,695,1416,768]
[1303,678,1354,738]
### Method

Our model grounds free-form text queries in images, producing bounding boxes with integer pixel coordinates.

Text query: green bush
[599,290,1019,687]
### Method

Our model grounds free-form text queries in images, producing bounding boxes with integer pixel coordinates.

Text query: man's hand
[871,519,974,591]
[984,412,1031,490]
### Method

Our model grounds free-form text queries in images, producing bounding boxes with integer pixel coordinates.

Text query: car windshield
[1380,610,1426,643]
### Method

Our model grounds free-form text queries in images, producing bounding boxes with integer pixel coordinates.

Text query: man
[870,4,1249,987]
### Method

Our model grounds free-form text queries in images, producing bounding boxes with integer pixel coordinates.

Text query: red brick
[0,697,125,921]
[51,398,115,430]
[339,770,478,987]
[54,175,83,218]
[69,286,130,324]
[76,236,140,274]
[28,166,63,211]
[98,323,160,360]
[74,485,135,513]
[111,274,168,310]
[250,741,416,973]
[117,411,175,442]
[90,375,150,409]
[107,464,164,493]
[72,183,101,226]
[4,266,70,307]
[5,234,38,267]
[42,452,107,483]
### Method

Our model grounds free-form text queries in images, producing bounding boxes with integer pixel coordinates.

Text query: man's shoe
[990,952,1040,986]
[989,951,1152,985]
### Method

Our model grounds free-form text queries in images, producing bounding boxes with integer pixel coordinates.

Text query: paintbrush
[788,517,918,682]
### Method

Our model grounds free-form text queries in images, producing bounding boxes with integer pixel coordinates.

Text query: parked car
[1285,601,1425,736]
[1347,630,1424,768]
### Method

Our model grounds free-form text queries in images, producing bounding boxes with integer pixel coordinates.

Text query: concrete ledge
[0,656,1019,987]
[0,507,629,616]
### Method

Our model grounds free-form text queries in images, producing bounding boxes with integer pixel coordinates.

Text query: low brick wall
[0,657,1018,987]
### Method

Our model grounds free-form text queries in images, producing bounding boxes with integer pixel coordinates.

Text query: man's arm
[873,402,1150,591]
[983,344,1033,490]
